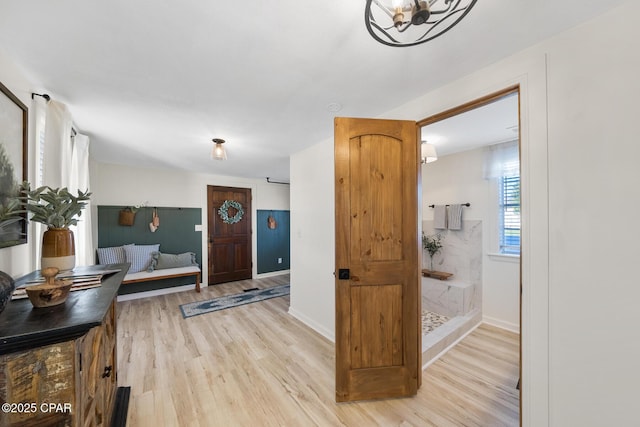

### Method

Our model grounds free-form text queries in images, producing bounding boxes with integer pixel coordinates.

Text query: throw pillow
[96,245,127,265]
[124,244,160,273]
[149,251,197,271]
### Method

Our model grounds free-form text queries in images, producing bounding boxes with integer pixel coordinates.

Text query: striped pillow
[124,244,160,273]
[96,245,128,265]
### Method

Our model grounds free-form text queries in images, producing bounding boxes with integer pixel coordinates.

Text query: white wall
[289,140,335,340]
[423,147,520,332]
[0,48,39,278]
[290,2,640,425]
[544,3,640,426]
[91,162,290,284]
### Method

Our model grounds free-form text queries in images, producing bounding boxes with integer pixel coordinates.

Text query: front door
[334,117,421,402]
[207,185,252,284]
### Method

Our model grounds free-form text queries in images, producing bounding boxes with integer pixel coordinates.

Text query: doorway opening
[417,87,521,396]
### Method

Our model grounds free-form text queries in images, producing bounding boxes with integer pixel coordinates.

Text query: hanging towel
[434,205,447,229]
[448,204,463,230]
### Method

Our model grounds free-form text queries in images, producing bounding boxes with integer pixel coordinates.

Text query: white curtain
[68,134,93,266]
[30,96,48,266]
[42,100,73,189]
[36,99,94,267]
[483,140,519,179]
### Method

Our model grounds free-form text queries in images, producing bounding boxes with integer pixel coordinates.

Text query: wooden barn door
[334,117,421,402]
[207,186,252,284]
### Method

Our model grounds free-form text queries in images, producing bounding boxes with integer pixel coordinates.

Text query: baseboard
[288,306,335,343]
[117,283,196,302]
[482,315,520,333]
[256,270,291,279]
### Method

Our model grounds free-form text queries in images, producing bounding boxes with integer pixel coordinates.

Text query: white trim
[483,315,520,334]
[488,252,520,263]
[288,306,335,342]
[256,269,291,279]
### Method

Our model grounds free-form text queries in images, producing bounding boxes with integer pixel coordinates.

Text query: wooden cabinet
[76,301,117,427]
[1,340,76,426]
[0,267,126,427]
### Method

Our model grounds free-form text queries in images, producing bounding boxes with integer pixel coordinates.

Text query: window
[484,140,520,256]
[499,172,520,255]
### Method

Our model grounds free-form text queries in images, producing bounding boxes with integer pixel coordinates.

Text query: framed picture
[0,80,28,248]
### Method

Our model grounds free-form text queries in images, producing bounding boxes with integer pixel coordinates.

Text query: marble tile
[421,309,482,361]
[421,219,484,365]
[423,219,482,313]
[422,277,474,317]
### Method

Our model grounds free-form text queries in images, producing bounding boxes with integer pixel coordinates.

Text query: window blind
[499,175,520,254]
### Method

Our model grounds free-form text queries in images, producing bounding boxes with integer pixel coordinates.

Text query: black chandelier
[365,0,478,47]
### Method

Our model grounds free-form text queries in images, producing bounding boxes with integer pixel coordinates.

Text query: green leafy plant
[20,182,91,229]
[422,233,444,270]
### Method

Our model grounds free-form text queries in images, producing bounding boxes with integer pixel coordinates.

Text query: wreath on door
[218,200,245,224]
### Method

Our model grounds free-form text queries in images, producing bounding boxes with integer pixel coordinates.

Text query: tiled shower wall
[423,219,482,314]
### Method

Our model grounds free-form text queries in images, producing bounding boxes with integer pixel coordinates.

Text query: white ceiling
[0,0,627,180]
[421,92,519,157]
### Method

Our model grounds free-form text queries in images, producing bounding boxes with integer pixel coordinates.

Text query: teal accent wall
[257,210,290,274]
[97,206,202,294]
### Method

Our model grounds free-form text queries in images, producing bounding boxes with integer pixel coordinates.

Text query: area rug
[180,284,290,318]
[422,310,449,335]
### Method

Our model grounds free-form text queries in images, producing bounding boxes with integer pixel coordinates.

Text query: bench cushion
[123,266,201,283]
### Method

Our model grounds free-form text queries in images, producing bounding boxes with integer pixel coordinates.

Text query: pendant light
[211,138,227,161]
[365,0,478,47]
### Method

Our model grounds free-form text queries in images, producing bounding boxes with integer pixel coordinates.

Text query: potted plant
[20,182,91,271]
[422,232,444,271]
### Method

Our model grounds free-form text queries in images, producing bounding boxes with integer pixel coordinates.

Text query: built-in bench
[422,276,474,318]
[97,205,203,296]
[123,266,201,293]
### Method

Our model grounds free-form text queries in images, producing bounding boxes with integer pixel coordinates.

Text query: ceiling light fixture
[365,0,478,47]
[211,138,227,161]
[421,141,437,164]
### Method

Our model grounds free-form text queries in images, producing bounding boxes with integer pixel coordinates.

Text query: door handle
[338,269,350,280]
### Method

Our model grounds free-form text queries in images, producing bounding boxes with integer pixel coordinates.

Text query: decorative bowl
[26,281,72,308]
[26,267,72,308]
[0,271,15,314]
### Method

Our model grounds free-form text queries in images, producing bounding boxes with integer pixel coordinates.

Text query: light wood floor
[117,274,519,426]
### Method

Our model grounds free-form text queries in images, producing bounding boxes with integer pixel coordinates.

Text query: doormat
[180,284,290,318]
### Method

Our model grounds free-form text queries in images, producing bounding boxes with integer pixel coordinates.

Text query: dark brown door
[334,117,421,402]
[207,186,252,284]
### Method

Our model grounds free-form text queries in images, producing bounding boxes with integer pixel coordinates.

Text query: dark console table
[0,264,128,426]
